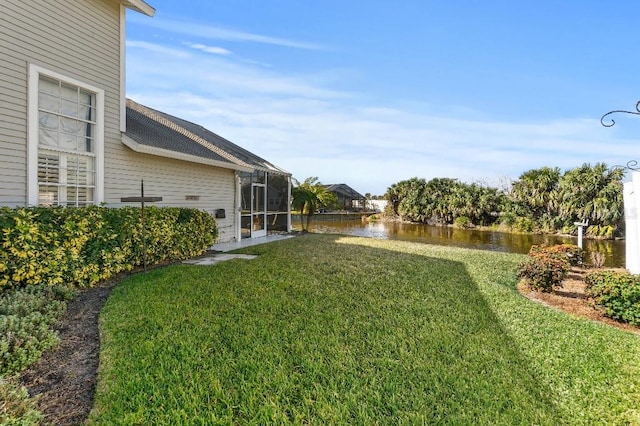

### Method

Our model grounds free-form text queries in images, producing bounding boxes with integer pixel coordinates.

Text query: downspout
[119,5,126,132]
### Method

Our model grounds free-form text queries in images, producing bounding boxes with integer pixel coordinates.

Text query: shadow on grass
[92,233,563,425]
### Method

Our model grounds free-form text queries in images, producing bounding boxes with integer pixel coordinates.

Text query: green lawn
[89,234,640,425]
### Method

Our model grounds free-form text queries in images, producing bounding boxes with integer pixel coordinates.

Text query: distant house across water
[323,184,366,211]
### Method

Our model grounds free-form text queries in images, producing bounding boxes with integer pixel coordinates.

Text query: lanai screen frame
[238,170,291,238]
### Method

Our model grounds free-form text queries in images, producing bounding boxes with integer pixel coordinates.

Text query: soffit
[118,0,155,16]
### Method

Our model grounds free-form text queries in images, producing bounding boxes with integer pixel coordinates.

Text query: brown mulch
[13,265,639,425]
[518,267,640,335]
[17,281,116,425]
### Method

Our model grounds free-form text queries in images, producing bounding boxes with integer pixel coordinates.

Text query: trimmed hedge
[0,206,218,290]
[585,270,640,326]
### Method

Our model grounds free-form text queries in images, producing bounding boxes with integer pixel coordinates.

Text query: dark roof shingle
[124,99,290,175]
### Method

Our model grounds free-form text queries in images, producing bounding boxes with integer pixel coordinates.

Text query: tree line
[384,163,624,238]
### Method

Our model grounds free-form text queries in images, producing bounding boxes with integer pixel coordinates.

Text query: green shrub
[0,206,217,290]
[517,244,578,292]
[585,270,640,325]
[0,378,43,425]
[0,285,74,426]
[587,225,615,239]
[0,284,76,376]
[513,216,535,233]
[517,252,569,292]
[453,216,473,228]
[499,212,517,228]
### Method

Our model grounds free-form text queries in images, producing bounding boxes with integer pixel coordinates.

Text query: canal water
[293,214,625,267]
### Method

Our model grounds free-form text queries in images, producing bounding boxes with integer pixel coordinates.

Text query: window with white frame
[28,65,104,206]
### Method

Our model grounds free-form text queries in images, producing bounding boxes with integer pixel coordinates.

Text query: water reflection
[295,215,625,267]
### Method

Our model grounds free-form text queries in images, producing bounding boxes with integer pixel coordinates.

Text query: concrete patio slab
[209,234,294,253]
[182,254,258,266]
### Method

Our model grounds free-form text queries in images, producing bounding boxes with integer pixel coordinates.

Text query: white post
[625,172,640,273]
[577,225,583,249]
[574,220,588,249]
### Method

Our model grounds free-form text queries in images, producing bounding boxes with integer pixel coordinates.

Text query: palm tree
[557,163,623,230]
[385,178,428,222]
[510,167,561,221]
[291,177,338,232]
[426,178,458,224]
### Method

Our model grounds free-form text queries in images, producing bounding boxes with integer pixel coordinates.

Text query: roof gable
[124,99,290,175]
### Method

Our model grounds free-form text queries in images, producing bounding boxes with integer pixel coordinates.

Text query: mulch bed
[15,260,184,425]
[17,281,116,425]
[518,267,640,335]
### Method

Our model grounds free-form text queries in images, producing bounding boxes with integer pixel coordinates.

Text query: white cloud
[129,13,324,50]
[127,46,350,99]
[130,88,637,194]
[126,40,191,58]
[125,31,640,195]
[185,43,232,56]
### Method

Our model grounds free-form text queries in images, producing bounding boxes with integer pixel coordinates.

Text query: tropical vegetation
[291,177,339,231]
[386,177,508,226]
[90,235,640,424]
[385,162,625,238]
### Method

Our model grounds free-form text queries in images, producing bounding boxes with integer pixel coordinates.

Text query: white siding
[0,0,121,206]
[106,149,237,242]
[0,0,239,241]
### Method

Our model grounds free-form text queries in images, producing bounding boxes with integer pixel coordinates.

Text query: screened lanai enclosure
[239,171,290,239]
[324,183,366,211]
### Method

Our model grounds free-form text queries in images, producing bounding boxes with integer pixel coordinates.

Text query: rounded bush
[585,270,640,325]
[453,216,473,228]
[514,217,535,233]
[518,253,569,292]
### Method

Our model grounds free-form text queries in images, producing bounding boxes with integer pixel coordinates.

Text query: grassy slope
[89,234,640,425]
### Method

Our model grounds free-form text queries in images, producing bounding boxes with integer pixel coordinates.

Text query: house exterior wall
[0,0,122,206]
[0,0,245,243]
[106,150,238,242]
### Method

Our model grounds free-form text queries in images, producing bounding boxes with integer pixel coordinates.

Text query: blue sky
[126,1,640,195]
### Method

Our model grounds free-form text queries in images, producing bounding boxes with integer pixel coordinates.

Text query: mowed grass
[89,234,640,425]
